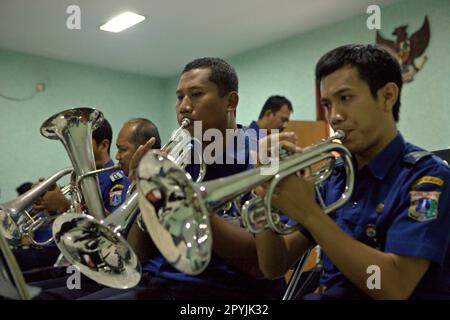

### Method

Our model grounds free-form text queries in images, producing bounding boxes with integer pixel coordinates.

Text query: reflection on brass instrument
[0,167,73,242]
[136,130,354,275]
[50,117,204,288]
[162,118,206,183]
[20,182,75,247]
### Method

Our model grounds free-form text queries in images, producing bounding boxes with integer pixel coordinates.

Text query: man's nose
[329,107,345,126]
[178,96,193,114]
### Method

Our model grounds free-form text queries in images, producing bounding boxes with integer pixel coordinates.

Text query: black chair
[433,148,450,164]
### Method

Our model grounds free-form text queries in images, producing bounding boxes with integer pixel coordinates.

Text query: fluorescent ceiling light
[100,12,146,33]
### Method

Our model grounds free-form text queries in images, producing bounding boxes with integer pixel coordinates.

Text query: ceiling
[0,0,399,78]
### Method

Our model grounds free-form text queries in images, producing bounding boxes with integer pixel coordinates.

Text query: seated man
[13,118,129,272]
[255,44,450,300]
[248,95,293,140]
[77,57,286,300]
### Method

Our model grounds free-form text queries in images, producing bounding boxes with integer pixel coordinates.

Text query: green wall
[0,50,165,201]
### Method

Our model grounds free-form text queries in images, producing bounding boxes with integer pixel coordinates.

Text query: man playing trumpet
[255,44,450,300]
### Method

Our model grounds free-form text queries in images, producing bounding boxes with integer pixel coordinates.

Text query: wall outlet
[36,83,46,92]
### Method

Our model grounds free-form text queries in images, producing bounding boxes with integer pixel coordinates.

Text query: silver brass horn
[49,118,203,288]
[136,130,354,275]
[20,182,75,247]
[241,130,353,235]
[40,108,105,220]
[162,118,206,183]
[0,167,73,241]
[41,107,140,289]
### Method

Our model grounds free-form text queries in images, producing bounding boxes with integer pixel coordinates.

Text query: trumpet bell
[52,211,141,289]
[137,151,212,275]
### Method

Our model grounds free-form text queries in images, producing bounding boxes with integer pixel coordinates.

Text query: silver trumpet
[136,130,354,275]
[23,164,121,248]
[0,167,73,242]
[241,130,352,235]
[162,118,206,183]
[20,182,75,247]
[49,117,206,288]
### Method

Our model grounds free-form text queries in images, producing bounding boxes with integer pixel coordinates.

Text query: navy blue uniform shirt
[98,159,130,213]
[304,133,450,299]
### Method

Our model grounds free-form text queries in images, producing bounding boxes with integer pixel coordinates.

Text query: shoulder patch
[403,151,432,165]
[408,191,440,222]
[411,176,444,189]
[109,187,124,207]
[109,171,124,182]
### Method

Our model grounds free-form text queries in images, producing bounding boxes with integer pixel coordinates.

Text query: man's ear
[226,91,239,113]
[380,82,399,113]
[100,139,110,153]
[263,110,273,118]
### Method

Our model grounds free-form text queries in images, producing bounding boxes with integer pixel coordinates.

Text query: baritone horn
[0,167,73,241]
[50,117,206,288]
[40,107,106,220]
[23,163,121,248]
[136,130,354,275]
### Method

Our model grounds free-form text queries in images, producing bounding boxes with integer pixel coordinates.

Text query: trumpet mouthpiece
[334,130,345,139]
[180,118,191,128]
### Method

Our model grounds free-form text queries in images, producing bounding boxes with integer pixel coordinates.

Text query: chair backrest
[0,230,41,300]
[433,149,450,164]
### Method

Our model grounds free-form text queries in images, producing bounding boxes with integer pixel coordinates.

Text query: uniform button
[365,224,377,238]
[352,202,358,208]
[376,203,384,214]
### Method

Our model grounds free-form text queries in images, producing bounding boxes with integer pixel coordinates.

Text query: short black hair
[92,118,112,154]
[182,57,238,96]
[258,95,293,119]
[16,182,32,195]
[315,44,403,122]
[126,118,161,149]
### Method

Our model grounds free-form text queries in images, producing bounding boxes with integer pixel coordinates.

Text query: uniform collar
[102,159,114,169]
[188,125,251,181]
[249,121,260,131]
[365,132,405,180]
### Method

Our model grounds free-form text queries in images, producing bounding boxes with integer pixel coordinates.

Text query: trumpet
[50,117,207,288]
[136,130,354,275]
[162,118,206,183]
[21,163,122,248]
[0,167,73,242]
[19,182,75,247]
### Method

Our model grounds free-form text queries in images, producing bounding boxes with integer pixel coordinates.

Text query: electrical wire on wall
[0,83,45,101]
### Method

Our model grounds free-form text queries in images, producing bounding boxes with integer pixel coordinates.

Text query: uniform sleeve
[384,165,450,266]
[104,175,130,213]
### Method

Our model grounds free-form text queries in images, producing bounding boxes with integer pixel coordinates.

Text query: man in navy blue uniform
[13,118,129,272]
[247,95,292,156]
[255,44,450,299]
[248,95,293,139]
[76,57,286,300]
